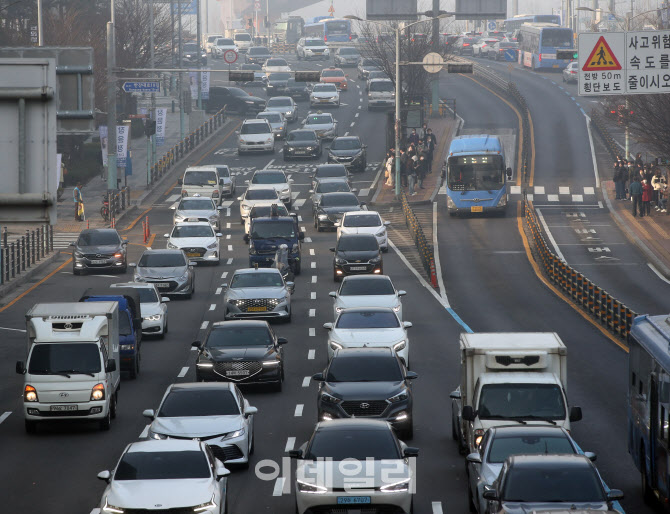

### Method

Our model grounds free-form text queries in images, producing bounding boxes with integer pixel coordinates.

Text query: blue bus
[628,314,670,505]
[518,23,574,70]
[445,135,512,215]
[503,14,561,32]
[304,18,353,43]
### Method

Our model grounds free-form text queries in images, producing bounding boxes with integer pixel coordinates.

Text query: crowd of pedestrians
[384,123,437,196]
[612,153,668,218]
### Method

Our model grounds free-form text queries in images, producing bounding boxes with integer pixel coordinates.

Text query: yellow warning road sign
[328,5,334,12]
[582,36,622,71]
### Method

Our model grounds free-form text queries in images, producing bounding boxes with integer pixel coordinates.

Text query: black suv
[245,46,272,64]
[314,192,363,232]
[206,86,266,114]
[331,233,381,280]
[71,228,128,275]
[327,136,367,172]
[313,347,417,438]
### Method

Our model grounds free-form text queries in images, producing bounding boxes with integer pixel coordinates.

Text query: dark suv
[71,228,128,275]
[331,233,382,280]
[313,347,417,438]
[455,36,479,55]
[245,46,272,64]
[206,86,266,114]
[244,214,303,273]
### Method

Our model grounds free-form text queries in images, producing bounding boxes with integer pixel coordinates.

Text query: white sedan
[310,83,340,107]
[165,220,222,264]
[263,57,291,74]
[323,307,412,366]
[329,275,406,320]
[110,282,170,338]
[143,382,257,467]
[96,439,229,514]
[337,210,390,251]
[238,186,281,221]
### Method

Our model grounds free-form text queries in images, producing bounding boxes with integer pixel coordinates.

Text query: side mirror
[129,262,137,267]
[217,205,224,211]
[299,232,305,241]
[405,371,418,380]
[362,144,368,148]
[583,451,597,462]
[462,405,475,421]
[277,337,288,345]
[289,449,303,459]
[351,188,358,193]
[142,409,155,419]
[105,360,117,373]
[569,406,583,422]
[221,284,229,290]
[398,290,407,296]
[384,220,391,226]
[189,260,197,266]
[161,297,170,302]
[607,489,624,501]
[312,372,325,381]
[191,340,202,348]
[466,452,482,464]
[334,221,341,227]
[403,321,413,328]
[237,196,243,201]
[16,361,25,374]
[170,205,177,210]
[97,470,111,483]
[450,389,461,400]
[323,322,333,330]
[122,240,128,245]
[163,233,170,238]
[69,242,75,247]
[482,487,498,501]
[177,178,183,185]
[360,201,366,206]
[308,189,314,193]
[403,447,419,457]
[244,406,258,417]
[286,281,295,292]
[216,233,223,237]
[215,464,231,480]
[328,291,337,298]
[329,247,336,252]
[245,180,250,184]
[235,130,240,135]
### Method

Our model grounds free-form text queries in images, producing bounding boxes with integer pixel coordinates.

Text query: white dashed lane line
[285,437,296,452]
[272,478,286,497]
[432,502,444,514]
[0,412,11,425]
[311,292,316,300]
[221,271,228,278]
[309,328,315,336]
[294,404,304,417]
[209,304,216,311]
[139,424,150,438]
[309,248,315,256]
[178,366,189,378]
[304,237,312,243]
[302,376,311,387]
[227,258,233,265]
[355,112,359,117]
[350,122,355,127]
[200,321,209,330]
[227,245,233,251]
[226,234,231,239]
[215,287,222,295]
[312,275,317,283]
[311,262,316,268]
[309,309,316,317]
[308,349,316,359]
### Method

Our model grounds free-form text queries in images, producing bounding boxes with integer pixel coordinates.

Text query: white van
[233,32,253,53]
[179,166,224,205]
[367,78,395,110]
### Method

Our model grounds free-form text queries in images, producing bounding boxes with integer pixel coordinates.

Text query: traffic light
[295,71,321,82]
[557,50,578,60]
[229,71,255,82]
[447,63,473,74]
[617,104,634,125]
[144,119,156,136]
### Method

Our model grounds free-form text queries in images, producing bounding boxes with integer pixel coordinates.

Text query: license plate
[226,370,250,376]
[154,282,170,288]
[295,150,307,154]
[470,206,484,213]
[553,64,559,68]
[247,306,267,312]
[186,252,201,257]
[50,405,77,411]
[337,497,371,505]
[90,259,107,264]
[349,266,367,271]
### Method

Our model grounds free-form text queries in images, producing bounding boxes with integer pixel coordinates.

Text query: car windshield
[337,235,378,251]
[339,278,395,295]
[369,72,387,79]
[502,464,605,502]
[370,81,394,92]
[207,36,220,43]
[313,84,337,92]
[249,47,269,55]
[241,123,271,135]
[206,326,272,347]
[158,389,240,417]
[135,288,159,302]
[268,98,292,107]
[183,171,218,185]
[541,28,574,48]
[235,33,251,41]
[478,383,566,420]
[268,72,291,81]
[171,225,214,238]
[251,220,295,239]
[320,194,358,207]
[138,252,186,267]
[183,43,198,52]
[288,131,317,142]
[316,167,347,179]
[344,214,381,228]
[242,63,261,70]
[252,172,286,184]
[305,115,332,125]
[115,451,211,480]
[250,205,288,218]
[339,48,359,55]
[488,434,576,464]
[305,39,324,46]
[28,343,101,375]
[178,199,215,210]
[363,59,381,67]
[326,355,402,382]
[77,231,120,246]
[215,166,230,177]
[322,69,344,77]
[331,139,361,151]
[336,311,399,329]
[119,313,132,336]
[230,272,284,288]
[246,188,278,200]
[448,154,504,192]
[217,38,234,45]
[258,114,282,125]
[266,59,287,66]
[316,181,349,193]
[307,428,400,460]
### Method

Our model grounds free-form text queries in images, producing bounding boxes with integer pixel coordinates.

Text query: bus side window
[632,371,636,388]
[662,405,667,440]
[640,380,644,396]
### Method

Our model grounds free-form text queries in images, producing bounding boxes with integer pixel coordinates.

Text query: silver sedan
[223,268,294,321]
[302,112,338,140]
[265,96,298,122]
[171,196,221,230]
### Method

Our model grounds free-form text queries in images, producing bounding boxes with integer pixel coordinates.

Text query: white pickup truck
[450,332,582,454]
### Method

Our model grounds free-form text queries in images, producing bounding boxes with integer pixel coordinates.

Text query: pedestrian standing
[635,152,644,168]
[407,155,418,196]
[408,128,419,147]
[652,168,664,209]
[620,159,629,198]
[424,128,437,170]
[73,182,84,221]
[629,175,643,217]
[399,148,409,187]
[384,152,394,187]
[418,123,428,141]
[642,179,653,216]
[613,162,623,200]
[417,152,428,189]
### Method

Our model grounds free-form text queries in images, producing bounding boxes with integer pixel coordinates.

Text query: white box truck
[450,332,582,454]
[16,302,121,433]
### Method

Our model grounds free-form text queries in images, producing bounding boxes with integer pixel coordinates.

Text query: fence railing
[398,190,438,288]
[524,199,635,340]
[1,224,54,286]
[590,109,620,160]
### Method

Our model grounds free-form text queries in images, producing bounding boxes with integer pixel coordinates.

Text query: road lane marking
[559,186,570,194]
[648,263,670,285]
[178,366,189,378]
[294,199,306,208]
[227,258,233,264]
[221,271,228,278]
[310,248,315,255]
[355,112,359,117]
[226,208,231,216]
[585,116,601,187]
[209,304,216,310]
[0,326,26,332]
[302,376,311,387]
[536,208,566,262]
[215,287,222,295]
[534,186,545,194]
[285,437,296,452]
[350,122,355,127]
[584,186,595,195]
[572,194,584,202]
[344,132,348,136]
[311,262,316,268]
[298,215,302,221]
[308,349,315,359]
[309,308,316,317]
[139,424,150,438]
[312,275,317,283]
[311,292,316,299]
[0,412,11,425]
[228,244,233,251]
[272,477,286,496]
[200,321,209,330]
[358,188,369,197]
[432,502,444,514]
[547,194,559,202]
[294,404,304,416]
[304,236,312,242]
[264,158,275,169]
[226,222,231,229]
[309,328,315,336]
[510,185,521,194]
[226,234,231,239]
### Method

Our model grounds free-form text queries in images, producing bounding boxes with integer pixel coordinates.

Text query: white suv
[297,37,330,61]
[237,119,275,155]
[233,32,252,52]
[247,169,294,207]
[337,210,390,251]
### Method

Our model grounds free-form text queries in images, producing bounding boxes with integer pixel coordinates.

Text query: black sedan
[71,228,128,275]
[265,72,291,97]
[193,320,287,391]
[313,192,363,231]
[285,78,310,100]
[331,233,382,279]
[206,86,266,114]
[313,347,417,438]
[327,136,367,172]
[283,129,322,161]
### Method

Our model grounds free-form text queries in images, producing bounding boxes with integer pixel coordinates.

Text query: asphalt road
[0,49,666,514]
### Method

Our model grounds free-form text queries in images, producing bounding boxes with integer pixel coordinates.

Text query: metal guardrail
[1,224,54,285]
[398,190,438,288]
[590,109,621,160]
[524,199,636,340]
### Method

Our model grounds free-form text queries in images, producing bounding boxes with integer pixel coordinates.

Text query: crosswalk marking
[220,200,234,208]
[559,186,570,195]
[547,194,560,202]
[291,191,300,199]
[526,193,534,201]
[293,199,306,208]
[534,186,545,194]
[510,185,521,194]
[572,194,584,203]
[358,188,369,197]
[165,194,181,203]
[584,186,595,195]
[52,233,76,249]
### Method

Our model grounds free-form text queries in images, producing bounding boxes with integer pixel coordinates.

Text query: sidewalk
[372,116,460,205]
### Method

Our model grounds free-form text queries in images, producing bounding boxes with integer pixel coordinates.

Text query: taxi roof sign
[582,35,622,71]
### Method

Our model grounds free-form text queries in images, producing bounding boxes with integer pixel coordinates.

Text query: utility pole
[37,0,43,45]
[149,0,157,174]
[178,0,185,139]
[107,1,118,196]
[196,0,202,110]
[431,0,440,116]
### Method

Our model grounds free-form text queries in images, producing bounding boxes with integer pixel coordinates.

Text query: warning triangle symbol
[582,36,622,71]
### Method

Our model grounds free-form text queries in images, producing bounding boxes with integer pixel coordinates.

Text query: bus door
[655,371,670,497]
[650,373,663,493]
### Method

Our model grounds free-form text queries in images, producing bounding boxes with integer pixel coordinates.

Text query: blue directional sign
[122,81,161,93]
[488,21,496,30]
[504,49,517,62]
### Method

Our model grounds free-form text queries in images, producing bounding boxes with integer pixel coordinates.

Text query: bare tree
[616,94,670,160]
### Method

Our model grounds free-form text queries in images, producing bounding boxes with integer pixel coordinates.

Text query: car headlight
[335,257,346,265]
[393,340,407,352]
[241,203,250,210]
[297,480,328,494]
[369,256,381,263]
[209,215,219,223]
[380,478,410,493]
[266,138,273,143]
[179,271,190,281]
[262,359,281,367]
[148,428,168,440]
[102,498,125,513]
[24,385,38,402]
[245,100,254,104]
[306,146,315,151]
[329,340,343,351]
[74,251,84,258]
[222,428,245,439]
[144,314,162,321]
[375,228,386,236]
[388,391,408,403]
[174,215,185,223]
[134,275,146,282]
[368,93,373,98]
[249,242,257,255]
[207,242,218,249]
[446,195,456,209]
[475,429,485,449]
[90,383,105,402]
[193,494,217,513]
[281,187,290,194]
[120,344,135,351]
[392,305,401,313]
[167,242,178,249]
[321,392,342,404]
[497,194,508,207]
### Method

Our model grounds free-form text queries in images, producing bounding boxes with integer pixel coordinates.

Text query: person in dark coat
[613,162,623,200]
[629,175,643,217]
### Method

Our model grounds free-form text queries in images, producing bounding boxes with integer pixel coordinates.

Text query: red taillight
[539,54,542,62]
[463,43,470,47]
[349,34,352,40]
[324,35,327,42]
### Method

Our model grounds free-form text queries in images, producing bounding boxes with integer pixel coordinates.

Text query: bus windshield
[448,154,504,191]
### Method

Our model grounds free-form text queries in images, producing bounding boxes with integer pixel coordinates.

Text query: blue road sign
[123,81,161,93]
[488,21,496,30]
[504,49,517,62]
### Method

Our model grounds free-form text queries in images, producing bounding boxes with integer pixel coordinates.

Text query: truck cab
[244,209,303,274]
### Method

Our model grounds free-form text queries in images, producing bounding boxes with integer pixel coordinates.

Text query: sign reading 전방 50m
[579,30,670,95]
